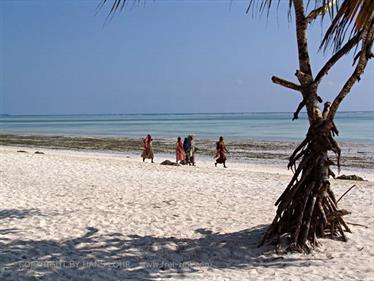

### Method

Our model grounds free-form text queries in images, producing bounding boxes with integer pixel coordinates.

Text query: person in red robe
[176,137,186,164]
[141,134,154,163]
[215,136,228,168]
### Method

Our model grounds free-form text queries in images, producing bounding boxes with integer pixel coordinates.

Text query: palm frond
[99,0,128,19]
[321,0,374,52]
[246,0,293,16]
[100,0,144,24]
[247,0,340,23]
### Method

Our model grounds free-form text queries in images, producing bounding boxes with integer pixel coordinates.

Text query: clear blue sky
[0,0,373,115]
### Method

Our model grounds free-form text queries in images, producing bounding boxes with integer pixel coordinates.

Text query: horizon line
[1,110,373,117]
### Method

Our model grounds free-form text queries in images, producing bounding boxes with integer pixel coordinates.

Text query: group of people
[141,134,229,168]
[176,135,196,165]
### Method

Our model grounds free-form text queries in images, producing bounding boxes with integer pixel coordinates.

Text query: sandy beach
[2,0,374,279]
[0,145,373,280]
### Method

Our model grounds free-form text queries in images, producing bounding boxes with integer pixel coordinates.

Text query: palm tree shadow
[0,209,42,220]
[0,225,325,280]
[0,209,43,244]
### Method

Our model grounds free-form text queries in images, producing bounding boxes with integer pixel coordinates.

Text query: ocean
[0,112,373,143]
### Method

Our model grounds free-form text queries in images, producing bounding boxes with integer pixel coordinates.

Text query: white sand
[0,145,373,280]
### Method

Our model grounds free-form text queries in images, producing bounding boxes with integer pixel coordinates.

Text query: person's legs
[143,157,145,162]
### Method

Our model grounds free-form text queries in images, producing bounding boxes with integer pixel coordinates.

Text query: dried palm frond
[321,0,374,52]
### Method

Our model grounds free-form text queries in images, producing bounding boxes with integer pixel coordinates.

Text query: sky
[0,0,373,115]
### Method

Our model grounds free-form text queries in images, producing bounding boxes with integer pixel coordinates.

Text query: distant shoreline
[1,133,373,171]
[1,110,373,117]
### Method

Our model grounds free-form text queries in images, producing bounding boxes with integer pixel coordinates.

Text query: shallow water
[0,112,373,143]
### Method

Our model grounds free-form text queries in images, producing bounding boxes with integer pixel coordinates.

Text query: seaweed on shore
[1,134,373,170]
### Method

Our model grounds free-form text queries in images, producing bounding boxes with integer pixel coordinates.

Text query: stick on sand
[337,185,356,204]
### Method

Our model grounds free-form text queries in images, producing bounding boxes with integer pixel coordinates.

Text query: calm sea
[0,112,373,143]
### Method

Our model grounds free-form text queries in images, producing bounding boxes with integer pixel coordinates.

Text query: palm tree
[248,0,374,253]
[101,0,374,252]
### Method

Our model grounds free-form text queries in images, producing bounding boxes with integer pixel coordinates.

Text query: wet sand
[1,134,373,171]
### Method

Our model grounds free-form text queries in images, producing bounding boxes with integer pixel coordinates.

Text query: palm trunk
[260,117,348,252]
[260,0,351,252]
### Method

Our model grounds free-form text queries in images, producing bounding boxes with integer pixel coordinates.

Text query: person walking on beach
[183,137,191,165]
[188,135,196,166]
[176,137,186,164]
[142,134,154,163]
[215,136,228,168]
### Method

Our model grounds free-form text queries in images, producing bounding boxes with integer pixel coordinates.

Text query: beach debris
[337,185,357,203]
[163,199,176,206]
[336,175,365,181]
[151,199,177,209]
[160,160,180,166]
[34,151,45,155]
[347,222,369,229]
[17,150,27,153]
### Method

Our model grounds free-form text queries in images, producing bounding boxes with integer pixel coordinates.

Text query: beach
[2,0,374,279]
[1,145,373,280]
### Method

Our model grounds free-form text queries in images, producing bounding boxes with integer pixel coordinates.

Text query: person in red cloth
[141,134,154,163]
[215,136,228,168]
[176,137,186,164]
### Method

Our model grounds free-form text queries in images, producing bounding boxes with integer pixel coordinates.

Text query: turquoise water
[0,112,373,143]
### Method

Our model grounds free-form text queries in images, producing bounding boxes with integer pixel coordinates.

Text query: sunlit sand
[1,146,373,280]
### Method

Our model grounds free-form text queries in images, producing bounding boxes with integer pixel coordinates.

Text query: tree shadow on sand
[0,224,327,280]
[0,209,42,220]
[0,208,43,246]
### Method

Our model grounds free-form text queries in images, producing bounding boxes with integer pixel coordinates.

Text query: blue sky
[0,0,373,115]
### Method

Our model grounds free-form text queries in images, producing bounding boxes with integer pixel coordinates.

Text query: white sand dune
[0,146,373,280]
